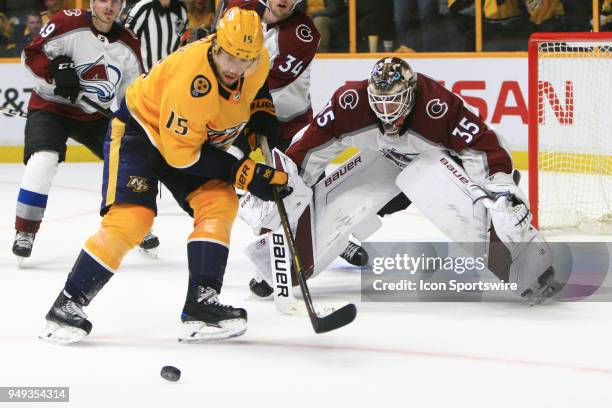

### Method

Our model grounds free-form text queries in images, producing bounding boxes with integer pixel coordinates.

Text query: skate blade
[138,247,158,259]
[178,319,247,343]
[38,321,87,345]
[16,256,26,268]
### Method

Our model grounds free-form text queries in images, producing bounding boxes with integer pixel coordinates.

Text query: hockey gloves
[49,55,79,104]
[232,158,291,201]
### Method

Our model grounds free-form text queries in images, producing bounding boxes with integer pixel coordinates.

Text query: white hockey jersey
[22,9,143,121]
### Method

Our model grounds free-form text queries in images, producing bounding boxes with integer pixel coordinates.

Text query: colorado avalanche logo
[76,56,121,103]
[295,24,313,43]
[380,147,417,169]
[339,89,359,110]
[426,99,448,119]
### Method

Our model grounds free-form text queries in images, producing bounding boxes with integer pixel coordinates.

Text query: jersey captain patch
[191,75,211,97]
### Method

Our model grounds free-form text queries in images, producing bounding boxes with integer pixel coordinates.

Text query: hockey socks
[15,151,59,233]
[187,241,229,293]
[64,250,114,306]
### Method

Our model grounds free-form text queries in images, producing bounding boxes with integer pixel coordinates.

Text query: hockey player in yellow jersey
[40,7,290,344]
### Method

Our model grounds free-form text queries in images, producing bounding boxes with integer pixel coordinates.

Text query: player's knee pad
[187,180,238,246]
[84,204,154,270]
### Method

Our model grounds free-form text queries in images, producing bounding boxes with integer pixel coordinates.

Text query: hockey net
[528,32,612,231]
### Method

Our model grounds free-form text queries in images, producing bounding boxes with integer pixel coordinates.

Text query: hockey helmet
[367,57,418,125]
[215,7,264,60]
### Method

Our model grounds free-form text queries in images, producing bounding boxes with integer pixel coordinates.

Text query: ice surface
[1,163,611,407]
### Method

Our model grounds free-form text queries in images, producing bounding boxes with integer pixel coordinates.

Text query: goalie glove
[482,195,531,243]
[469,172,532,244]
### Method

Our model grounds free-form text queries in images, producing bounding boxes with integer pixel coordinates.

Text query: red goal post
[528,32,612,230]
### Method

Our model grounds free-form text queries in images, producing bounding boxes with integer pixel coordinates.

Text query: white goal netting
[534,38,612,231]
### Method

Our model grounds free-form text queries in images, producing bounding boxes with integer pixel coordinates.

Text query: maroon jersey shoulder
[276,11,320,52]
[43,9,91,37]
[409,73,512,175]
[268,11,319,89]
[330,80,377,136]
[23,9,90,82]
[408,73,470,143]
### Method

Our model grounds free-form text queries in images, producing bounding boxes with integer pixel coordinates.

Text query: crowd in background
[0,0,610,57]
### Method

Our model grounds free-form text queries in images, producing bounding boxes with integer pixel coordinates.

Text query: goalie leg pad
[396,151,556,300]
[395,150,489,243]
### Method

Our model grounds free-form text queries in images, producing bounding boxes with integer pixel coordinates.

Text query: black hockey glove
[49,55,80,103]
[247,109,283,151]
[231,158,292,201]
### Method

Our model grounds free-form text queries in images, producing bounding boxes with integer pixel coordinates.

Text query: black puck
[161,365,181,382]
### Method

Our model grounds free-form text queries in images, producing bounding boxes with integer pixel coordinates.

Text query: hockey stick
[0,95,112,120]
[259,136,357,334]
[0,105,28,118]
[80,95,113,120]
[210,0,227,33]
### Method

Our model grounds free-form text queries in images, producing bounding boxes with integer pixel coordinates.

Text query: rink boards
[0,53,534,166]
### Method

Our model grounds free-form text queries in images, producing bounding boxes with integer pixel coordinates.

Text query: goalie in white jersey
[239,57,563,310]
[12,0,153,262]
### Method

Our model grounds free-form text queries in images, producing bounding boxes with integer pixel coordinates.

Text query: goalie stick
[259,136,357,334]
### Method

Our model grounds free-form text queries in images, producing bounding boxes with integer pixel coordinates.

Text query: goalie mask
[367,57,417,131]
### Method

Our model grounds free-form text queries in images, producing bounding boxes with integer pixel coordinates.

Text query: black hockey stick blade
[313,303,357,334]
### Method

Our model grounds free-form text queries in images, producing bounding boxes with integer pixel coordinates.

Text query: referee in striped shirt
[124,0,189,72]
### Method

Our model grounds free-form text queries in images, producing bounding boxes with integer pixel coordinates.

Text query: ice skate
[340,241,369,267]
[39,291,92,345]
[521,267,563,306]
[12,231,35,266]
[179,286,247,343]
[138,231,160,258]
[249,277,273,298]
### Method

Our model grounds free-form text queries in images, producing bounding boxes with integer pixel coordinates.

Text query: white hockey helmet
[367,57,417,125]
[258,0,303,12]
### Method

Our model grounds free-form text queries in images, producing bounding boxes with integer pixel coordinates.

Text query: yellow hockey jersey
[126,38,270,169]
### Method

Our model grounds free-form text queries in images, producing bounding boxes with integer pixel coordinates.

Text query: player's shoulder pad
[413,73,463,118]
[278,11,320,46]
[42,9,90,38]
[333,80,369,112]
